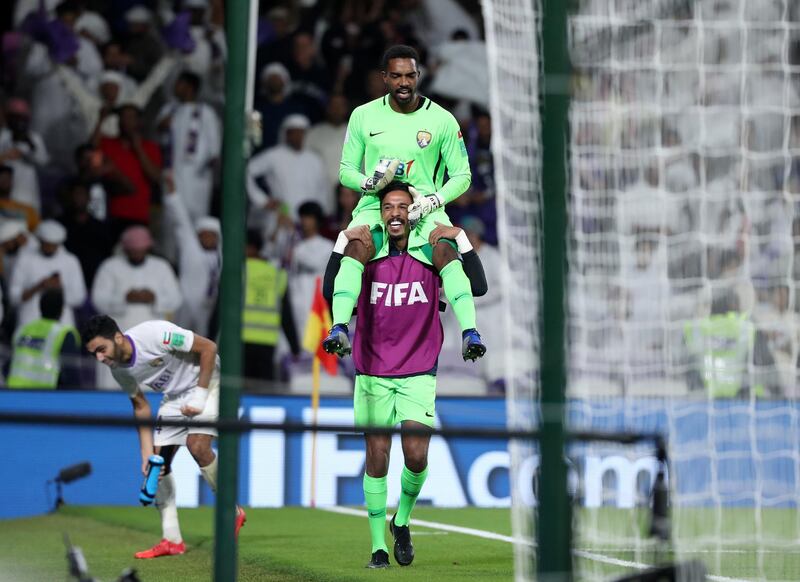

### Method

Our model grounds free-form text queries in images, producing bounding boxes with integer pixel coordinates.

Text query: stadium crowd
[0,0,504,393]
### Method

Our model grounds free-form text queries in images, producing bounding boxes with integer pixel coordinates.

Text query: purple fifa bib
[353,253,443,376]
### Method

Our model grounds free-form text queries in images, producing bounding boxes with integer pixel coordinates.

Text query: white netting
[481,0,541,580]
[484,0,800,579]
[569,1,800,580]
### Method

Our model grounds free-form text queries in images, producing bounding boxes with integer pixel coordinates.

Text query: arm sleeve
[131,55,178,108]
[56,331,81,389]
[322,252,343,309]
[462,250,488,297]
[55,65,100,129]
[437,114,472,204]
[27,133,50,167]
[281,288,301,355]
[338,108,368,191]
[164,193,202,265]
[246,150,272,207]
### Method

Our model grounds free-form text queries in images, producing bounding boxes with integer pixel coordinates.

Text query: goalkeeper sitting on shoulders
[323,44,485,361]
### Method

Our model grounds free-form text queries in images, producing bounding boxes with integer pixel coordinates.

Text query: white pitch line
[320,506,751,582]
[320,505,533,546]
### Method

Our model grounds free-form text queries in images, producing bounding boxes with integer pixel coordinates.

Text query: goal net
[484,0,800,579]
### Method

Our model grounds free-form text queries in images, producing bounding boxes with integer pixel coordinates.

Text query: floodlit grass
[1,505,798,581]
[0,506,513,582]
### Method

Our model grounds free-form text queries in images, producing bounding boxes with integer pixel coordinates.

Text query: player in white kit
[81,315,246,558]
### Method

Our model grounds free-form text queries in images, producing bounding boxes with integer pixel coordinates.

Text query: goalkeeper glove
[361,158,401,194]
[408,187,444,229]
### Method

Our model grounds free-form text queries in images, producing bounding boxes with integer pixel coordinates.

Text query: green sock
[363,474,388,553]
[440,260,476,331]
[332,256,365,326]
[395,465,428,526]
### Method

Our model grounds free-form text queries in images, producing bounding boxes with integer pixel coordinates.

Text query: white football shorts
[154,378,220,446]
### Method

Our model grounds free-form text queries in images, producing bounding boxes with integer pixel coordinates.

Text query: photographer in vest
[7,288,81,389]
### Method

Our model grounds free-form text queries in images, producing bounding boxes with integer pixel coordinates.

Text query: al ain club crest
[416,130,432,148]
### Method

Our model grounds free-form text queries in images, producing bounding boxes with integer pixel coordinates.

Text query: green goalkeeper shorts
[353,373,437,428]
[348,205,454,266]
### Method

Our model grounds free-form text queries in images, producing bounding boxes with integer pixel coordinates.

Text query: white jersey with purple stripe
[111,320,220,397]
[353,252,444,377]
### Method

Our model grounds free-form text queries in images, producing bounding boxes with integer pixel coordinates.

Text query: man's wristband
[455,230,473,254]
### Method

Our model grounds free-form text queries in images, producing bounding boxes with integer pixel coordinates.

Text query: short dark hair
[74,143,93,164]
[381,45,419,71]
[40,289,64,320]
[177,70,202,94]
[80,315,121,344]
[246,229,264,251]
[377,181,413,203]
[298,200,324,225]
[56,0,80,18]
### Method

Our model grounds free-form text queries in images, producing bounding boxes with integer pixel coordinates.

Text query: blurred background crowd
[0,0,504,394]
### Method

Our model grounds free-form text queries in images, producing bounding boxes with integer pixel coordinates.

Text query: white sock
[155,472,182,543]
[199,456,218,493]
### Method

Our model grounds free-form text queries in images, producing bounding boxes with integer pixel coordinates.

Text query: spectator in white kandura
[0,219,36,289]
[0,98,50,213]
[91,226,182,388]
[9,220,86,332]
[179,0,227,107]
[247,114,330,220]
[53,1,104,88]
[307,95,349,194]
[123,6,166,83]
[288,201,333,339]
[91,226,183,334]
[157,70,221,223]
[163,174,221,337]
[20,22,88,172]
[255,62,304,150]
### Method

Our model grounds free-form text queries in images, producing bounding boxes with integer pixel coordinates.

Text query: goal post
[484,0,800,579]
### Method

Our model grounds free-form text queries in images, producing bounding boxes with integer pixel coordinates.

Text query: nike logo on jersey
[369,131,385,137]
[425,412,435,418]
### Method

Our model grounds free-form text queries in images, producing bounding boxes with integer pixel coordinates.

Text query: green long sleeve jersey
[339,95,472,212]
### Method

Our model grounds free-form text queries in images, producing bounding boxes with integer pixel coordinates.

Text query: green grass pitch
[2,505,799,581]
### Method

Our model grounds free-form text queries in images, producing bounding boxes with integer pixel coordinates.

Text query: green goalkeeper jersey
[339,95,471,212]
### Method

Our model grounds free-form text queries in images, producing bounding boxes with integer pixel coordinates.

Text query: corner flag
[302,277,338,375]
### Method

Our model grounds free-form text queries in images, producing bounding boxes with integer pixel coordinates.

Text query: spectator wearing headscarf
[156,70,221,223]
[254,62,306,150]
[0,98,50,214]
[8,220,86,332]
[91,225,182,335]
[247,114,330,220]
[0,219,37,289]
[163,174,221,337]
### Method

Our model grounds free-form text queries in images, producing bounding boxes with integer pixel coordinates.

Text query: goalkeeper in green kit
[323,45,486,361]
